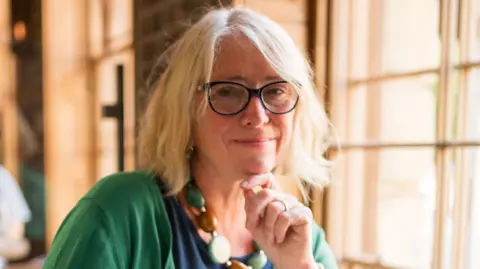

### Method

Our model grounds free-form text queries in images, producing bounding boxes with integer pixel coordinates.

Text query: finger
[242,173,277,190]
[272,202,310,244]
[244,189,277,231]
[288,203,313,229]
[262,194,297,227]
[263,201,287,244]
[273,211,290,244]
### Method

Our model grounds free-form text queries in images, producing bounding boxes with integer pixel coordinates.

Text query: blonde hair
[139,7,332,199]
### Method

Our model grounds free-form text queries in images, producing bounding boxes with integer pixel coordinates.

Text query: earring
[186,145,194,159]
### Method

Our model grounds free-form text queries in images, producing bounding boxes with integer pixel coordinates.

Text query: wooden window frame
[315,0,480,268]
[0,0,19,180]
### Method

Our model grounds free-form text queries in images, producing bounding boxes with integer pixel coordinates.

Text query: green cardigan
[43,171,338,269]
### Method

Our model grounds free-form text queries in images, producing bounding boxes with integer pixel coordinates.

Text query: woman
[43,7,337,269]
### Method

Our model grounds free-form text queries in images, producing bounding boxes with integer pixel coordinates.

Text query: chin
[241,157,276,175]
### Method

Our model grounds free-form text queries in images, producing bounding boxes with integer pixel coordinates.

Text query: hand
[242,173,317,269]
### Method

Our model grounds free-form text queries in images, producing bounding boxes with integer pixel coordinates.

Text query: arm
[43,199,124,269]
[311,223,339,269]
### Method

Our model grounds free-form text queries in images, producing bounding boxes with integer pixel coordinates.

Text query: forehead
[211,34,280,83]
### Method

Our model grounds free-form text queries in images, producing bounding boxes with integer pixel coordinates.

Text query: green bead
[186,185,205,209]
[208,235,231,264]
[247,251,267,269]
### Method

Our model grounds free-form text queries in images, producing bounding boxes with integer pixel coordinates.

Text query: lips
[235,138,274,143]
[233,138,276,146]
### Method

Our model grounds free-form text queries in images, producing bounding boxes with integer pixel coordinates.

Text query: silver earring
[186,145,194,159]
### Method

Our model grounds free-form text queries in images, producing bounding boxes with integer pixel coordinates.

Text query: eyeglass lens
[207,82,298,115]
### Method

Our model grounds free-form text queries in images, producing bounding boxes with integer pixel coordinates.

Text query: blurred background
[0,0,479,269]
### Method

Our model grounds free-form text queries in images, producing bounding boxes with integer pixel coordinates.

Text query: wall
[134,0,232,127]
[11,0,44,173]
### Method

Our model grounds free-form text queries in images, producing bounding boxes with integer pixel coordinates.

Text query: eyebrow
[217,75,284,83]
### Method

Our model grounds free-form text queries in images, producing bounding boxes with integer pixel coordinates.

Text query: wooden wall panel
[243,0,307,23]
[42,0,97,246]
[0,0,19,179]
[240,0,308,48]
[134,0,229,137]
[43,0,135,247]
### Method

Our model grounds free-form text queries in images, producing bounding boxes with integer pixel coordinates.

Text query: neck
[191,157,245,222]
[188,156,255,256]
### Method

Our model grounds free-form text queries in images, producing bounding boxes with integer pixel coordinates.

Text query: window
[90,0,136,178]
[322,0,480,268]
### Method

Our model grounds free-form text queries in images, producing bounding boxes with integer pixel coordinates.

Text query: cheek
[276,115,294,151]
[193,109,230,148]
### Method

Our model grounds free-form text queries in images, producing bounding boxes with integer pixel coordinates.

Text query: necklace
[184,181,268,269]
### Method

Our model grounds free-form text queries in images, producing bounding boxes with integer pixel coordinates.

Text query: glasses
[198,80,299,116]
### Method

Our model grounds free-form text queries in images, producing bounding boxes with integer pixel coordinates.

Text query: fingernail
[241,180,248,188]
[252,186,262,195]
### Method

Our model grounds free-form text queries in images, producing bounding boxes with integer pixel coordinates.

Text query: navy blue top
[163,195,274,269]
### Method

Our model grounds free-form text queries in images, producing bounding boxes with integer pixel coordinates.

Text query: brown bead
[229,260,250,269]
[197,210,217,233]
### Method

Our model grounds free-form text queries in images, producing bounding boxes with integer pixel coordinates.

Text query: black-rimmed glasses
[198,80,299,116]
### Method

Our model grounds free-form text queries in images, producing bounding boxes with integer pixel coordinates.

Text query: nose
[240,96,269,127]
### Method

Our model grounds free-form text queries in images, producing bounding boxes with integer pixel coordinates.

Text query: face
[192,34,295,178]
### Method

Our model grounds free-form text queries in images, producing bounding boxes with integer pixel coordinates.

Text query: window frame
[315,0,480,268]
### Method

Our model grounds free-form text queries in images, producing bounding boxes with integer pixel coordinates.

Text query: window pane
[340,75,438,144]
[466,0,480,62]
[466,69,480,140]
[449,68,480,141]
[377,147,436,269]
[465,147,480,269]
[380,0,440,74]
[348,0,372,80]
[333,148,437,268]
[349,0,440,79]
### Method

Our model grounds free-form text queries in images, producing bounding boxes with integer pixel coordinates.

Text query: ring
[274,198,289,212]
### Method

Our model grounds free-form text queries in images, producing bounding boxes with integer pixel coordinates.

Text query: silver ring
[274,198,289,212]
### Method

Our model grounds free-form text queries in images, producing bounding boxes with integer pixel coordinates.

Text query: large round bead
[208,235,231,264]
[247,251,267,269]
[229,260,251,269]
[197,210,217,233]
[186,185,205,209]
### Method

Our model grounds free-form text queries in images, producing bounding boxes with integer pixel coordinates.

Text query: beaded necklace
[184,181,268,269]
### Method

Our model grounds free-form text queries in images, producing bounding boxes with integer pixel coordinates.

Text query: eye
[216,87,236,96]
[263,86,288,98]
[266,88,286,95]
[210,84,245,98]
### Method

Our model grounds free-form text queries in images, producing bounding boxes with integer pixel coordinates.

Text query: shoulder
[88,170,157,195]
[45,171,174,269]
[84,170,159,209]
[69,170,170,229]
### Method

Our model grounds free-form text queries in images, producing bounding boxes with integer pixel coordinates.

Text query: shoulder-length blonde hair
[139,7,332,199]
